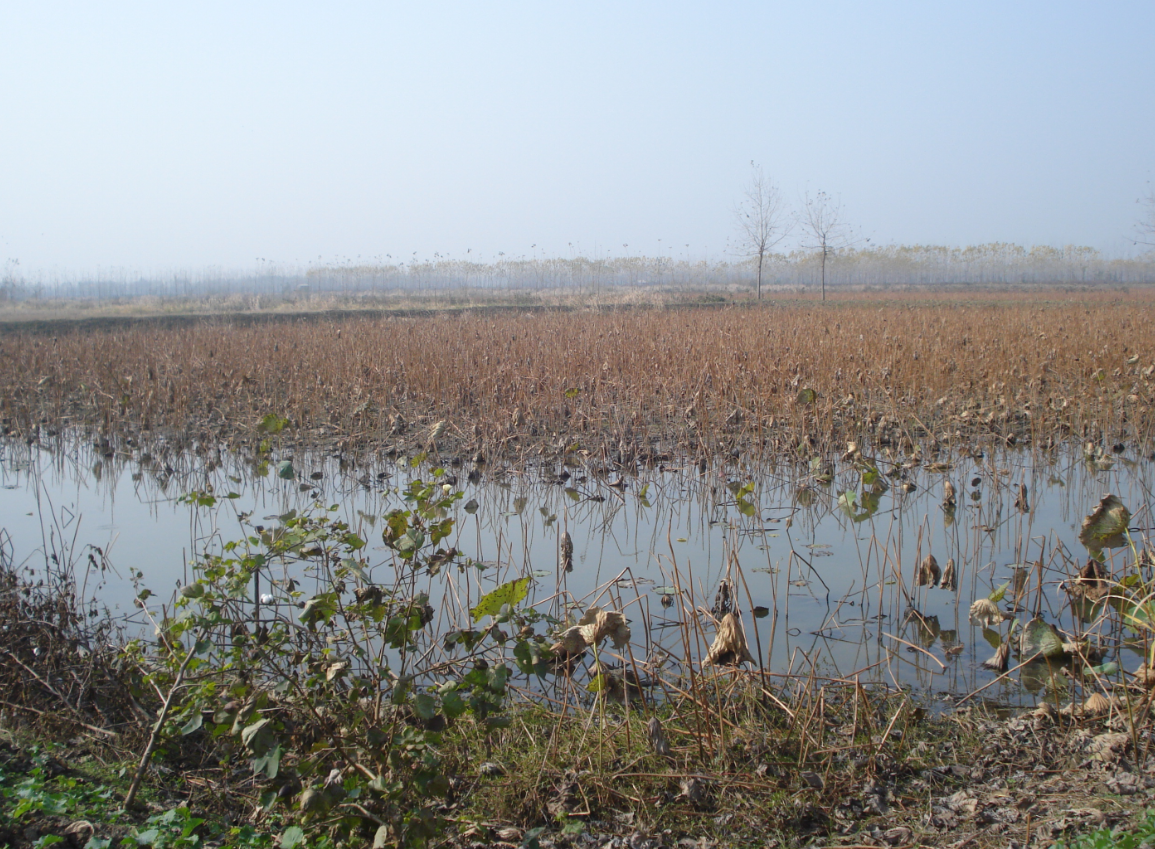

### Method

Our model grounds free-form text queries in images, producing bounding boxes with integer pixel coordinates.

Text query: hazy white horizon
[2,1,1153,278]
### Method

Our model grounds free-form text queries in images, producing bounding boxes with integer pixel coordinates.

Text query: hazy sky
[2,1,1153,275]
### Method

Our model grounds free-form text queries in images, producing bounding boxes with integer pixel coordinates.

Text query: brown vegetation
[2,291,1153,468]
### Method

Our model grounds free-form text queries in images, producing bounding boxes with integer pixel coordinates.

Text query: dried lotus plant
[1083,692,1113,716]
[1069,557,1110,602]
[1014,482,1030,513]
[916,555,940,587]
[1133,664,1155,689]
[969,598,1005,629]
[704,612,755,666]
[942,479,956,509]
[549,606,631,668]
[939,558,956,591]
[981,641,1011,672]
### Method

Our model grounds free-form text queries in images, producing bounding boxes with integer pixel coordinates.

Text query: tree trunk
[757,251,764,301]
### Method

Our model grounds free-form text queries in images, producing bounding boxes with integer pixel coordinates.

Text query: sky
[1,1,1153,277]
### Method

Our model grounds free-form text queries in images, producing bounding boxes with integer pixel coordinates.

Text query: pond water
[1,435,1152,708]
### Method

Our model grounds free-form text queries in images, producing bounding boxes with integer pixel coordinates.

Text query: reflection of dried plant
[916,555,940,587]
[711,579,735,618]
[704,612,755,666]
[560,531,573,572]
[939,558,956,591]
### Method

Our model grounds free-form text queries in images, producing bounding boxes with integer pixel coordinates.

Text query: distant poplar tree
[798,190,857,302]
[734,162,790,300]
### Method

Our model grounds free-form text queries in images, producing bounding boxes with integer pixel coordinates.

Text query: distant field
[2,288,1153,465]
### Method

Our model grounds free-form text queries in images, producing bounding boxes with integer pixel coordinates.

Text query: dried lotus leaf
[704,612,755,666]
[1134,664,1155,689]
[1079,494,1131,553]
[577,607,631,650]
[916,554,941,587]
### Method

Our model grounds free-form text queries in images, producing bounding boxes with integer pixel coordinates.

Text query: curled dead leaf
[916,554,941,587]
[939,558,957,591]
[981,641,1011,672]
[704,612,755,666]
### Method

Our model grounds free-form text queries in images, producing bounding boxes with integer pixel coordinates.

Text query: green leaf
[564,387,581,399]
[1084,661,1120,677]
[796,387,817,405]
[471,577,530,622]
[276,460,295,480]
[240,717,272,751]
[988,581,1009,604]
[258,413,289,435]
[180,713,204,736]
[253,743,283,779]
[280,826,306,849]
[413,693,438,721]
[736,497,756,517]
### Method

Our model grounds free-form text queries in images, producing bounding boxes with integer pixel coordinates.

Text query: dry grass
[1,290,1154,468]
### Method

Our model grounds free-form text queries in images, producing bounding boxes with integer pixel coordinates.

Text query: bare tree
[734,162,789,300]
[1137,183,1155,248]
[798,190,856,301]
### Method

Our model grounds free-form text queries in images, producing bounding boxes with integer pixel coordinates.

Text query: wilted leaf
[1019,617,1065,660]
[1079,494,1132,553]
[796,387,817,405]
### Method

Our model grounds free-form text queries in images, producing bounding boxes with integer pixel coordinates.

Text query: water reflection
[1,434,1152,708]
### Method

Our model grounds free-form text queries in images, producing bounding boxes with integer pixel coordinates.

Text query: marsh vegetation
[2,290,1155,848]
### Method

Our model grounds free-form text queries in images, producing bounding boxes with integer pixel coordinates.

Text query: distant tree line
[2,243,1154,303]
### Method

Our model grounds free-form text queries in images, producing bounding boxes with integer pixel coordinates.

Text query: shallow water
[1,435,1152,707]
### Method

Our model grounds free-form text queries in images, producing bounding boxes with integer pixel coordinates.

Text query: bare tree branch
[1137,183,1155,248]
[734,162,790,300]
[797,190,858,301]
